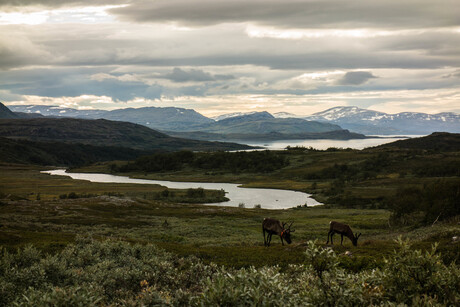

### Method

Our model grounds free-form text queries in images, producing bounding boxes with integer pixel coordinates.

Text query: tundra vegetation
[0,133,459,306]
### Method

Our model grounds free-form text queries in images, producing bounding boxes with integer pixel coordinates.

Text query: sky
[0,0,459,117]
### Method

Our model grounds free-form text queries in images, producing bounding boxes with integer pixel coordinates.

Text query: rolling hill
[0,102,19,119]
[376,132,460,151]
[0,137,151,166]
[0,118,252,151]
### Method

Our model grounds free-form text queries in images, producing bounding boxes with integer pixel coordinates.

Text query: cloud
[0,1,459,115]
[0,67,163,101]
[158,67,234,83]
[0,1,128,11]
[110,0,459,29]
[337,71,377,85]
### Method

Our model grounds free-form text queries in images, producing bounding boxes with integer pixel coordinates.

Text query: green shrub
[195,266,303,306]
[376,237,460,305]
[0,237,458,306]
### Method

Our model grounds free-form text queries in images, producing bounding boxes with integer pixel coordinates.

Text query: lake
[42,169,321,210]
[242,136,420,150]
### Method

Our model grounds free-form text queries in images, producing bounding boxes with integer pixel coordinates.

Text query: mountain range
[5,105,213,131]
[5,103,357,140]
[5,103,460,136]
[303,106,460,135]
[212,107,460,135]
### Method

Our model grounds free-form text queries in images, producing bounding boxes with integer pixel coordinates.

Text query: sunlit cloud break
[0,5,126,25]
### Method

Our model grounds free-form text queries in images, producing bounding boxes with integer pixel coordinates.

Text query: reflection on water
[42,169,321,210]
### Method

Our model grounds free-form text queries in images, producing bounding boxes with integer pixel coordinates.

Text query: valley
[0,103,459,306]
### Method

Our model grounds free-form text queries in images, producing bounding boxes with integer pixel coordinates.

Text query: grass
[1,164,458,269]
[0,164,226,203]
[73,148,460,206]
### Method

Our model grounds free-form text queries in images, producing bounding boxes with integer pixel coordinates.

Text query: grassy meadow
[1,163,458,269]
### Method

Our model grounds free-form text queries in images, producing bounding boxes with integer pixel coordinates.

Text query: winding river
[42,169,321,210]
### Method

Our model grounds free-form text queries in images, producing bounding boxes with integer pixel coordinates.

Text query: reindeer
[326,221,361,246]
[262,218,294,247]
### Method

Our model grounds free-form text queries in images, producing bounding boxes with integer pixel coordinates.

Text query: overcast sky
[1,0,459,116]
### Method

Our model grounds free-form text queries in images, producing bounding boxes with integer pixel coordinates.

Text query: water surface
[43,169,321,209]
[242,136,419,150]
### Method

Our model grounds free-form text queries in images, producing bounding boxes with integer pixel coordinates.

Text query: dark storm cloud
[110,0,459,29]
[337,71,377,85]
[159,67,235,83]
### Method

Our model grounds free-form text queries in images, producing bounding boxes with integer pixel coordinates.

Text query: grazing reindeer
[262,218,294,247]
[326,221,361,246]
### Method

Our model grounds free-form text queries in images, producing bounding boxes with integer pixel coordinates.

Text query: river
[42,169,321,210]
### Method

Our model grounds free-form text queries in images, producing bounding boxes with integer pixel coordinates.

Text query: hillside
[0,118,252,151]
[0,137,150,166]
[377,132,460,151]
[194,112,343,135]
[0,102,19,119]
[102,107,215,131]
[166,129,366,141]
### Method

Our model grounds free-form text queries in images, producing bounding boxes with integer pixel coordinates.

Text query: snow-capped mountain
[8,105,108,118]
[273,112,298,118]
[211,111,260,121]
[304,106,460,135]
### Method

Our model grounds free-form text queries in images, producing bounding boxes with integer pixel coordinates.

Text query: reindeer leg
[326,230,332,244]
[341,234,344,245]
[267,233,272,247]
[263,228,267,246]
[330,232,334,245]
[280,235,284,246]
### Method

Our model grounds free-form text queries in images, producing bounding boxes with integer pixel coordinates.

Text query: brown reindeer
[326,221,361,246]
[262,218,294,247]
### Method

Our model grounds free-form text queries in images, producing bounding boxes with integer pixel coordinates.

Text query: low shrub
[0,237,458,306]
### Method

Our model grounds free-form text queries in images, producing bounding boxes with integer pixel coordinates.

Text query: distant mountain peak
[217,111,274,123]
[311,106,384,121]
[211,111,260,121]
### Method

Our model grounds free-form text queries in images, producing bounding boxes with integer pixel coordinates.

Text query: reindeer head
[281,222,295,244]
[352,232,361,246]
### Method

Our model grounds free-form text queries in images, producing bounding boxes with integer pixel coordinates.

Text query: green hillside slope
[0,118,252,151]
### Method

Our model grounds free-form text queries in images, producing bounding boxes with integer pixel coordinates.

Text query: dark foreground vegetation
[0,237,458,306]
